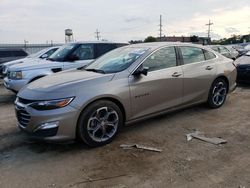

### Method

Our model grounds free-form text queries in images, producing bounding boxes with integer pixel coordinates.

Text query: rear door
[178,46,217,105]
[63,44,94,69]
[129,46,183,119]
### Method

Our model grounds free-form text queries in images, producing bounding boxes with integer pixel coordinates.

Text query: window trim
[177,46,218,66]
[203,49,217,61]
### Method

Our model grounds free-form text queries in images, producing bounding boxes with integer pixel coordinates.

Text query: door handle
[172,72,182,77]
[205,66,213,70]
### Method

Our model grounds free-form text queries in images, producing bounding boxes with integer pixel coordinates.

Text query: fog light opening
[34,121,59,132]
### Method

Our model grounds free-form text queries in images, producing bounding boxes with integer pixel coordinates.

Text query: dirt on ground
[0,82,250,188]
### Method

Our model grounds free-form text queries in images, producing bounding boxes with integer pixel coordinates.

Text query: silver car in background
[15,42,237,147]
[209,45,238,60]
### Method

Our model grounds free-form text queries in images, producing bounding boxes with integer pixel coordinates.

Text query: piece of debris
[120,144,162,152]
[186,131,227,145]
[69,174,128,186]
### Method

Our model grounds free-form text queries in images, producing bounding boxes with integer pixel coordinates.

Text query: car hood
[234,55,250,66]
[8,59,62,71]
[3,58,26,67]
[18,69,115,100]
[4,57,41,68]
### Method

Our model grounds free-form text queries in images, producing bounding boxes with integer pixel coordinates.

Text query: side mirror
[133,66,149,76]
[40,54,48,59]
[67,54,79,62]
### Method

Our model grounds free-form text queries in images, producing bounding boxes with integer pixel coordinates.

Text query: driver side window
[71,44,94,61]
[143,46,177,72]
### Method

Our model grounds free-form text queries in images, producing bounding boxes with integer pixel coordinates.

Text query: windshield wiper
[47,57,55,61]
[85,68,106,74]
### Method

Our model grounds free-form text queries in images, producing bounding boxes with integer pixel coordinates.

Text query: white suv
[4,42,127,92]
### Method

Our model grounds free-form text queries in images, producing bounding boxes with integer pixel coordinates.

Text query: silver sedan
[15,42,237,147]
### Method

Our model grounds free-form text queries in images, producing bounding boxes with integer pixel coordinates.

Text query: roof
[71,41,129,45]
[126,42,208,50]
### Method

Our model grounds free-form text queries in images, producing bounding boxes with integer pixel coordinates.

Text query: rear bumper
[229,82,237,93]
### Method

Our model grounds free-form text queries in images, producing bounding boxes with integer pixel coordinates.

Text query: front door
[129,46,183,120]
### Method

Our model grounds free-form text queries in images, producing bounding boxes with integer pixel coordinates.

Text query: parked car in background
[0,49,28,75]
[209,45,237,60]
[15,42,237,147]
[233,44,249,57]
[0,46,59,78]
[234,51,250,84]
[4,42,127,92]
[226,45,240,59]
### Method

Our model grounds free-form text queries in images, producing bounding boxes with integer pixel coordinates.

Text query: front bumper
[15,101,79,141]
[4,77,29,92]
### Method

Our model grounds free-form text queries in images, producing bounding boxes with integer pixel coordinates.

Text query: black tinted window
[12,50,27,57]
[95,44,116,58]
[0,51,13,58]
[143,47,177,72]
[180,46,205,64]
[204,50,216,60]
[71,44,94,60]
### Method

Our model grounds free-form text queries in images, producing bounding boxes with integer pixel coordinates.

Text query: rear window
[203,50,216,60]
[180,46,205,64]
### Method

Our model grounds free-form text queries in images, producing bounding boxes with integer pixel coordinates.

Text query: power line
[95,29,101,41]
[206,19,213,39]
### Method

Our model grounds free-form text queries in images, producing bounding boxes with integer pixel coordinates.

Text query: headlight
[8,71,23,79]
[30,97,74,110]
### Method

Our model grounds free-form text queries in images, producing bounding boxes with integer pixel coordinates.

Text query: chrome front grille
[15,100,31,128]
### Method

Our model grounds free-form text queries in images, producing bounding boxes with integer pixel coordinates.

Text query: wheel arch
[213,75,229,93]
[28,75,48,83]
[75,96,127,140]
[77,96,127,124]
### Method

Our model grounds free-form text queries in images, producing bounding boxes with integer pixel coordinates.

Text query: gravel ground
[0,84,250,188]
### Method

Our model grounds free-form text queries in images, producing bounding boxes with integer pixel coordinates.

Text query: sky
[0,0,249,43]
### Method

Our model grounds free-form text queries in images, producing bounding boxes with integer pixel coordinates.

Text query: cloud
[0,0,249,43]
[225,27,240,33]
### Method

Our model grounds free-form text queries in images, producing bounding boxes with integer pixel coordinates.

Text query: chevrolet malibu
[15,42,237,147]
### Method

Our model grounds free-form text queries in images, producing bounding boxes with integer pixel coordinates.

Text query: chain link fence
[0,43,63,54]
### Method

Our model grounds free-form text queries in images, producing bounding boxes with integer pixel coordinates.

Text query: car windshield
[48,44,76,62]
[28,48,48,58]
[85,47,148,73]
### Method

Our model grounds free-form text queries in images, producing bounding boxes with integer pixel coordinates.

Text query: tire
[76,100,124,147]
[207,78,228,108]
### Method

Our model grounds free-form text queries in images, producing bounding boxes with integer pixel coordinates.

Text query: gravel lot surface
[0,83,250,188]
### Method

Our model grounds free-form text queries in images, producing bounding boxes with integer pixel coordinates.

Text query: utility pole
[159,15,163,41]
[206,20,213,39]
[95,29,101,41]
